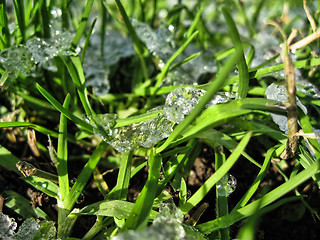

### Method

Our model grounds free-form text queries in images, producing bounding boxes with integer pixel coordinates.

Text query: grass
[0,0,320,239]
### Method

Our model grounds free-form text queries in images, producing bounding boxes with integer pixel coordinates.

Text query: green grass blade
[4,190,50,220]
[0,1,10,49]
[196,159,320,234]
[36,83,93,132]
[81,17,97,63]
[13,0,26,43]
[63,141,108,212]
[124,148,162,230]
[71,0,94,49]
[57,95,70,201]
[107,152,132,200]
[156,51,241,153]
[61,55,94,116]
[232,146,277,211]
[222,6,249,98]
[179,131,252,214]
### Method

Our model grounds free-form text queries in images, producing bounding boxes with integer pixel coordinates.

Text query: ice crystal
[0,212,17,238]
[87,113,118,142]
[164,87,206,123]
[14,218,40,240]
[216,174,237,197]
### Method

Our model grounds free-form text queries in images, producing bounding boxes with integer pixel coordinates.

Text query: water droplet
[216,174,237,197]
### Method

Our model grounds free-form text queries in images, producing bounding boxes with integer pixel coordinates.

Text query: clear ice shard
[111,203,205,240]
[86,113,118,142]
[216,174,237,197]
[14,218,40,240]
[265,83,307,133]
[164,87,206,123]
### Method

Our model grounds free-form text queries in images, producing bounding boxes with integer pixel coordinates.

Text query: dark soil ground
[1,139,320,239]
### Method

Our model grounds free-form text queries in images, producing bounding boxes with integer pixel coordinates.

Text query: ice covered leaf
[164,87,206,123]
[161,69,194,86]
[265,83,307,133]
[0,212,17,238]
[216,174,237,197]
[111,203,205,240]
[0,45,33,81]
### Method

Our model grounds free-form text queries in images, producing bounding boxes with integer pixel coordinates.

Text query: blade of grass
[222,6,249,98]
[36,83,93,132]
[107,151,133,200]
[196,159,320,234]
[124,148,162,230]
[13,0,26,43]
[179,131,252,214]
[156,51,241,153]
[214,146,229,240]
[81,17,98,63]
[71,0,94,49]
[63,141,108,212]
[57,95,70,201]
[0,1,10,49]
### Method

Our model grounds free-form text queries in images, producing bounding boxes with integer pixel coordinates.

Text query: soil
[1,140,320,239]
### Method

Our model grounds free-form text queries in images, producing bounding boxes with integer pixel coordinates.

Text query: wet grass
[0,0,320,239]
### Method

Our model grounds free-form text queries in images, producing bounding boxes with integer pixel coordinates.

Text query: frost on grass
[216,174,237,197]
[111,203,205,240]
[83,31,135,96]
[88,108,173,152]
[266,83,307,133]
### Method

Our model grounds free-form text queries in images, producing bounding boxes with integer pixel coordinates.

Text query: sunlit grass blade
[13,0,26,43]
[222,6,249,98]
[63,141,108,212]
[107,151,132,200]
[179,131,252,214]
[81,17,97,63]
[196,159,320,234]
[0,1,10,49]
[57,95,70,201]
[232,146,276,211]
[124,148,162,230]
[156,51,241,153]
[71,0,94,49]
[36,83,93,132]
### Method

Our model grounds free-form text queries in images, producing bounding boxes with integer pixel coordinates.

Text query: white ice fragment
[266,83,308,133]
[161,70,194,86]
[216,174,237,197]
[0,212,17,238]
[0,45,33,80]
[164,87,206,123]
[206,91,238,107]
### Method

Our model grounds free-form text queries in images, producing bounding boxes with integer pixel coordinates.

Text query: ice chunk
[111,203,205,240]
[206,91,238,107]
[161,69,194,86]
[88,109,173,152]
[265,83,308,133]
[87,113,118,142]
[164,87,206,123]
[15,218,40,240]
[0,45,33,81]
[0,212,17,238]
[216,174,237,197]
